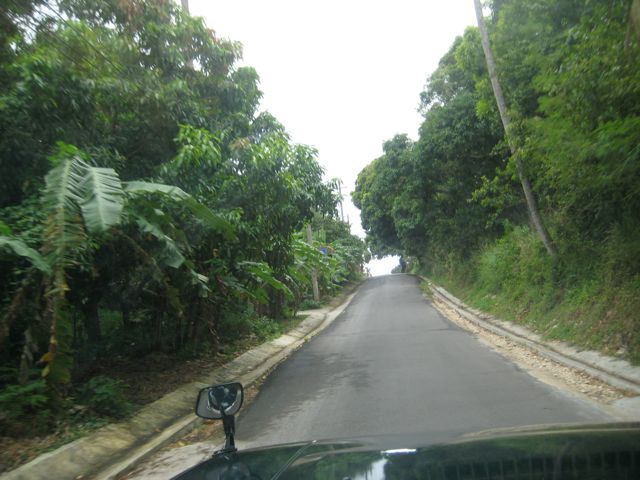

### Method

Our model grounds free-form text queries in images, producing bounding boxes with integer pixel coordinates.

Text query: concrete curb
[1,286,361,480]
[420,277,640,397]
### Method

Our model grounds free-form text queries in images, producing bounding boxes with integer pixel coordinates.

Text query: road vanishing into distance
[236,274,608,448]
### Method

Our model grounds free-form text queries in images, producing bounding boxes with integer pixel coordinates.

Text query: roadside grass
[420,227,640,365]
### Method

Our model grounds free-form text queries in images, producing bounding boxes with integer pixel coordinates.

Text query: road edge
[419,276,640,398]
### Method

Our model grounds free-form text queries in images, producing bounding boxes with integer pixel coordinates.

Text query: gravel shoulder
[428,286,638,418]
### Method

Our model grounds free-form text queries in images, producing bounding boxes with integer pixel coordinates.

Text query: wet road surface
[236,274,608,448]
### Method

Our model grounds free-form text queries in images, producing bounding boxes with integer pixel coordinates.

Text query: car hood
[172,422,640,480]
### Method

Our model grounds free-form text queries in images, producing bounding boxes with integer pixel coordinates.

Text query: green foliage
[0,0,252,207]
[475,226,554,306]
[0,0,349,442]
[0,236,50,274]
[299,299,322,310]
[352,135,413,257]
[391,264,403,274]
[250,316,281,341]
[218,308,279,342]
[76,375,131,418]
[0,221,12,236]
[42,146,91,271]
[0,379,52,436]
[238,261,293,304]
[430,235,640,364]
[80,166,123,234]
[0,379,50,418]
[354,30,507,261]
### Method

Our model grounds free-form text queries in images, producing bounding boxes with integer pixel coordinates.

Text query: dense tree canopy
[354,28,508,262]
[0,0,367,440]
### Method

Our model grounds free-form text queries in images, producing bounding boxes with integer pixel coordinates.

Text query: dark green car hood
[172,422,640,480]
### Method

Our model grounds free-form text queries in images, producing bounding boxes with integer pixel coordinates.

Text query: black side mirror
[195,382,244,455]
[196,382,244,420]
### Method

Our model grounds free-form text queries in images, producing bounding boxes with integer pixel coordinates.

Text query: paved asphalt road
[236,274,608,448]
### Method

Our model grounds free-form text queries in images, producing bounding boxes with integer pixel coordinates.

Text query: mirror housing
[195,382,244,420]
[195,382,244,456]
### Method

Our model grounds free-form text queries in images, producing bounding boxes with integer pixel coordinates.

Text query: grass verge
[419,226,640,365]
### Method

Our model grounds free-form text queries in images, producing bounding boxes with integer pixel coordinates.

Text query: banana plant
[1,144,234,396]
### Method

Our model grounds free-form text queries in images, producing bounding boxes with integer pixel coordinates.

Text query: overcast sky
[190,0,477,275]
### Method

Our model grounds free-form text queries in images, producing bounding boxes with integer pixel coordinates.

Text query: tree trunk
[631,0,640,37]
[626,0,640,50]
[121,300,130,328]
[473,0,558,258]
[180,0,194,69]
[306,224,320,302]
[81,286,102,344]
[269,288,285,319]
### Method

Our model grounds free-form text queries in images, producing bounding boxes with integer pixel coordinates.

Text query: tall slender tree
[627,0,640,47]
[473,0,557,257]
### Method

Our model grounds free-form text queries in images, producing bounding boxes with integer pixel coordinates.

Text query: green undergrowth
[0,310,309,474]
[421,226,640,365]
[218,313,307,359]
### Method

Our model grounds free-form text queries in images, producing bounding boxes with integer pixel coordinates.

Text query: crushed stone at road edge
[431,296,629,406]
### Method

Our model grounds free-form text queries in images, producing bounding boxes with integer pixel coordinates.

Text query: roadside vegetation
[353,0,640,363]
[0,0,368,470]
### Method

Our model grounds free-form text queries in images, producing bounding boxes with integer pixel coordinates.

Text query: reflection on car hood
[172,422,640,480]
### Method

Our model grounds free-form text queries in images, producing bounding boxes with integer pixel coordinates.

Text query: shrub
[251,316,281,341]
[76,376,131,418]
[476,226,553,305]
[0,379,52,436]
[299,298,322,310]
[219,308,254,341]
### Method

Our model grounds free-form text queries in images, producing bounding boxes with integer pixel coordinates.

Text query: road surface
[236,274,608,448]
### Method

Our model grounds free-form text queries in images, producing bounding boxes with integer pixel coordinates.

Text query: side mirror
[195,382,244,420]
[195,382,244,456]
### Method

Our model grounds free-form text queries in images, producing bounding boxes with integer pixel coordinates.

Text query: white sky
[190,0,477,275]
